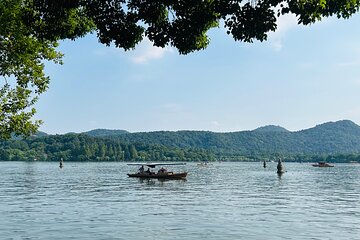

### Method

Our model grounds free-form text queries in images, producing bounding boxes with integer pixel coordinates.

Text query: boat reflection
[138,177,187,186]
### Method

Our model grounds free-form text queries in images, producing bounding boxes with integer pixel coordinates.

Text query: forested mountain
[295,120,360,154]
[2,120,360,162]
[94,120,360,156]
[253,125,290,133]
[83,129,129,137]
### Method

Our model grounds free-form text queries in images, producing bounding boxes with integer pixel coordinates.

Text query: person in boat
[158,167,167,174]
[146,168,151,175]
[138,165,144,173]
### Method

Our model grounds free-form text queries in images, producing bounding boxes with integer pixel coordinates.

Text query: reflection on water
[0,161,360,240]
[137,178,187,186]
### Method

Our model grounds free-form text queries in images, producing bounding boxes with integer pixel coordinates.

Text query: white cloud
[130,38,173,64]
[90,37,173,63]
[268,13,298,51]
[268,12,334,51]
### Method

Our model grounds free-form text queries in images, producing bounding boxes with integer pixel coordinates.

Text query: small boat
[127,172,187,179]
[312,162,334,167]
[127,163,187,180]
[197,161,212,167]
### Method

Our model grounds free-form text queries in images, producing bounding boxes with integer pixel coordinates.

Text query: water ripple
[0,162,360,239]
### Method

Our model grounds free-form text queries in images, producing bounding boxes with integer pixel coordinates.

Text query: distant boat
[197,161,211,167]
[312,162,334,167]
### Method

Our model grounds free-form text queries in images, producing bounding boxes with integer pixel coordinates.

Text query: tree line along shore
[1,131,360,163]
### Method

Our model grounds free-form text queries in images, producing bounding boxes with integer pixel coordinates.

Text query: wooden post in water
[263,160,266,168]
[277,159,285,175]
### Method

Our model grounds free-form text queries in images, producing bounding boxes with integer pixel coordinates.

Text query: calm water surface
[1,162,360,240]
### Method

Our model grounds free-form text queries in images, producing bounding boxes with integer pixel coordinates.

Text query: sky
[35,13,360,134]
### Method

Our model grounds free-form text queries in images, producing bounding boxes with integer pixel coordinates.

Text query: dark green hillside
[34,131,49,137]
[253,125,289,133]
[0,134,215,162]
[11,131,48,140]
[113,131,222,149]
[104,120,360,157]
[83,129,129,137]
[295,120,360,154]
[2,120,360,162]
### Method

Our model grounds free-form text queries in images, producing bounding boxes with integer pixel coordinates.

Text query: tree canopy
[1,0,360,139]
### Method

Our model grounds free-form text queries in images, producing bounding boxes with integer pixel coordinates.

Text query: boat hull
[127,172,187,179]
[312,164,334,167]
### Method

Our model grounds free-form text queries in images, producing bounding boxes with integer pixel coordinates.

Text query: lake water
[1,161,360,240]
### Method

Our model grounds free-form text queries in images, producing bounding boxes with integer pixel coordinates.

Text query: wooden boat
[127,163,187,179]
[312,162,334,167]
[127,172,187,179]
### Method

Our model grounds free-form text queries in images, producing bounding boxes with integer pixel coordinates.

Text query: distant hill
[83,129,129,137]
[302,120,360,134]
[10,131,48,140]
[34,131,48,137]
[3,120,360,162]
[254,125,289,133]
[96,120,360,156]
[295,120,360,154]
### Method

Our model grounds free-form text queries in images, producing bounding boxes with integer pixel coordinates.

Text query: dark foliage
[0,133,215,162]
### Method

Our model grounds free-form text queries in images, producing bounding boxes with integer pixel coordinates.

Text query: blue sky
[36,13,360,134]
